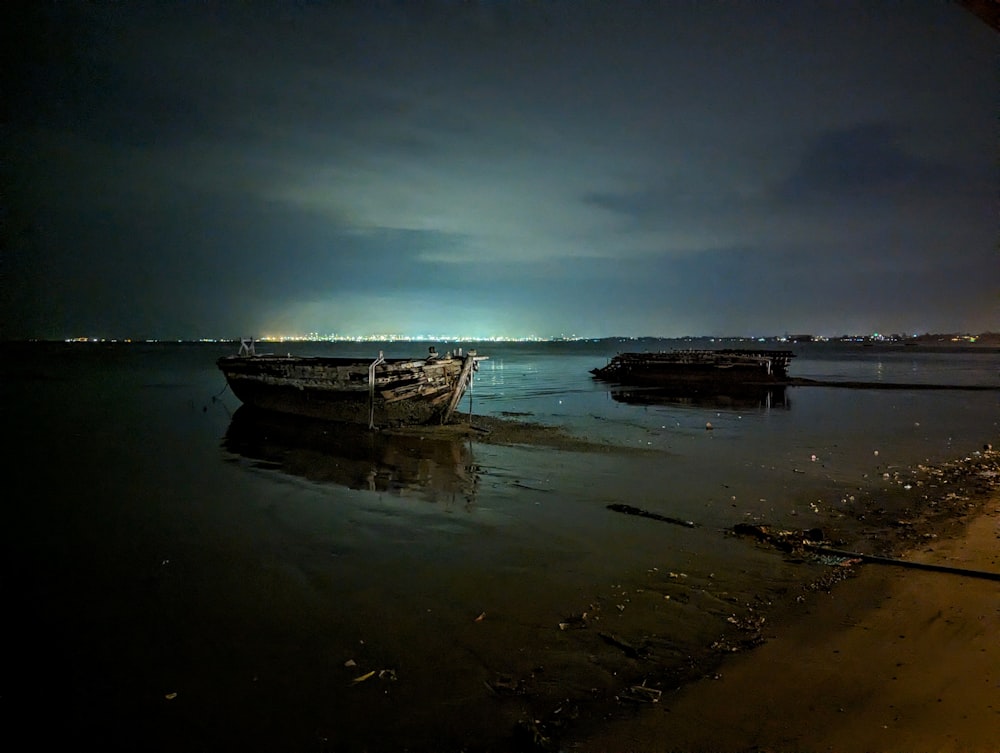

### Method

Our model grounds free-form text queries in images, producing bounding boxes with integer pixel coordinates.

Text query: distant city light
[56,330,993,345]
[254,333,564,343]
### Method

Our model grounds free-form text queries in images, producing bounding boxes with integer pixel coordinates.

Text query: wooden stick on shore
[607,503,697,528]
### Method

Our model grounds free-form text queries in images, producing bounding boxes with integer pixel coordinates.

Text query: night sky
[3,1,997,340]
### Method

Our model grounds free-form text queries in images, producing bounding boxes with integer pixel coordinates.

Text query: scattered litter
[620,684,662,703]
[164,692,177,700]
[814,555,863,567]
[732,523,826,552]
[474,612,486,622]
[352,670,376,684]
[559,611,590,630]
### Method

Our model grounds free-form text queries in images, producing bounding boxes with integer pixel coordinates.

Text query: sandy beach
[572,492,1000,753]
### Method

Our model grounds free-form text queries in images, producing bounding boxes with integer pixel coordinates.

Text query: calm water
[4,339,997,751]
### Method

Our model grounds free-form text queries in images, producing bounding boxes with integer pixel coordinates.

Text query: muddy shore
[572,497,1000,753]
[387,412,648,453]
[393,416,1000,751]
[562,450,1000,753]
[569,450,1000,753]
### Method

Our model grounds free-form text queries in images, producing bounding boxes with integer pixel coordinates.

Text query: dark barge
[591,349,795,386]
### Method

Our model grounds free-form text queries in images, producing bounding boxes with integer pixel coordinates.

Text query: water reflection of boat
[609,383,790,411]
[222,407,479,501]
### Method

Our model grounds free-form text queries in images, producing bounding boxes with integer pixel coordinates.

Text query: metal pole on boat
[368,351,385,429]
[467,363,474,418]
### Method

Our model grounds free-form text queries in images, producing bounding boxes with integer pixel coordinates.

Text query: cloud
[2,1,996,339]
[776,123,959,202]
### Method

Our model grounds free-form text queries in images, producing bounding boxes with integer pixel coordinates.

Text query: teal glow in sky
[3,1,997,340]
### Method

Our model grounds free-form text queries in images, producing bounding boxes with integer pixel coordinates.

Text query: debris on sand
[607,503,697,528]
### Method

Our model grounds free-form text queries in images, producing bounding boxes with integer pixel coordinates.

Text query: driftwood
[598,631,645,659]
[607,503,697,528]
[620,684,662,703]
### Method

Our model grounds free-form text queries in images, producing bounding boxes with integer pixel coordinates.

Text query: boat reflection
[609,383,790,411]
[223,407,480,502]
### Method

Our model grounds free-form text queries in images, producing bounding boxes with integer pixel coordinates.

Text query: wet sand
[389,413,650,453]
[572,491,1000,753]
[391,417,1000,752]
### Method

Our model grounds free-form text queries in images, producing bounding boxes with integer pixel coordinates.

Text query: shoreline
[569,452,1000,753]
[389,413,657,453]
[415,418,1000,752]
[389,412,1000,753]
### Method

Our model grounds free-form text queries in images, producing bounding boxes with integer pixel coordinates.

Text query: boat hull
[217,352,482,426]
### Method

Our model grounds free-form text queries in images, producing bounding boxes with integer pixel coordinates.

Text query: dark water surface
[3,340,997,751]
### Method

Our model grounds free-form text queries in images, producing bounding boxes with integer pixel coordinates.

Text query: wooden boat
[217,340,487,428]
[591,349,795,386]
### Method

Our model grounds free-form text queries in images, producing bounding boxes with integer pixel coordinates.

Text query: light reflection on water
[3,340,997,751]
[222,406,481,503]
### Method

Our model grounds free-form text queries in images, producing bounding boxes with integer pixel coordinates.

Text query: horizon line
[3,330,993,345]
